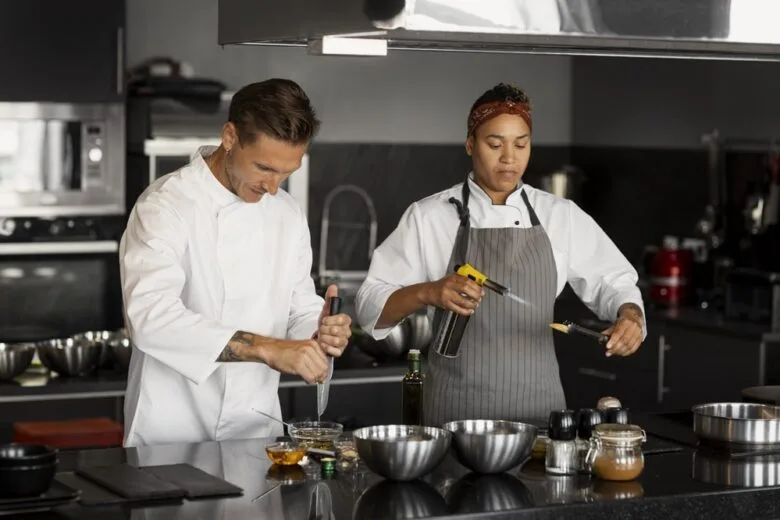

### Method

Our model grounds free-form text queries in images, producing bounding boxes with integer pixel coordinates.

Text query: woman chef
[120,79,351,446]
[355,83,646,426]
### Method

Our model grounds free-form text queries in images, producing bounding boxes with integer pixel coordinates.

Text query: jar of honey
[586,424,646,481]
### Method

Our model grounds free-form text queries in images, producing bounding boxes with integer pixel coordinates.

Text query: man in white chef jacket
[119,79,351,447]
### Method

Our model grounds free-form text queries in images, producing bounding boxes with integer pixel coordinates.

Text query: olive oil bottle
[402,349,424,425]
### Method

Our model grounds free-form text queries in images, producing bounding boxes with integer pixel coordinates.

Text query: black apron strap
[520,188,541,227]
[447,179,472,265]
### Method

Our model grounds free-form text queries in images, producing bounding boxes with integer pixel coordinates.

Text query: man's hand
[602,303,644,357]
[316,284,352,357]
[422,273,485,316]
[262,339,329,384]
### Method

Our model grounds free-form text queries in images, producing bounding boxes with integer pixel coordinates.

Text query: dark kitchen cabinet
[554,293,660,412]
[658,324,762,410]
[280,381,402,429]
[0,0,125,102]
[555,318,660,412]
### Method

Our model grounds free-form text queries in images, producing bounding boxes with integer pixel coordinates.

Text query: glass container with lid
[586,423,646,481]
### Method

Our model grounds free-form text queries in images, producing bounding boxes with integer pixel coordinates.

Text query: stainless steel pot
[692,402,780,445]
[407,312,432,352]
[538,165,586,202]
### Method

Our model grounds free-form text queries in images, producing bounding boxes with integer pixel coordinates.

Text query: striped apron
[423,178,566,426]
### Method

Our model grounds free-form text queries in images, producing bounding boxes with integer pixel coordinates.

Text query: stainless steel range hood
[218,0,780,61]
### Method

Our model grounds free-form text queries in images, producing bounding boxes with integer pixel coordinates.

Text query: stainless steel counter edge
[0,365,406,403]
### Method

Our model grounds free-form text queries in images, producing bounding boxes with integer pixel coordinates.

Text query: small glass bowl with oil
[265,442,307,466]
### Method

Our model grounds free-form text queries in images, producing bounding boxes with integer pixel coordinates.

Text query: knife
[317,296,341,420]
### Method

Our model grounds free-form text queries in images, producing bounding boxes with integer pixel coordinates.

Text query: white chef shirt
[119,146,323,446]
[356,174,646,338]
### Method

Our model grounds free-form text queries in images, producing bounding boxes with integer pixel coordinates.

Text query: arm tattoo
[216,331,255,362]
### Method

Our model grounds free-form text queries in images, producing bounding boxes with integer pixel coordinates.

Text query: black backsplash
[306,143,772,275]
[307,143,569,274]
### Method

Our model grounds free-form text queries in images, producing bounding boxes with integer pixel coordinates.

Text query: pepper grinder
[546,409,578,475]
[576,409,604,473]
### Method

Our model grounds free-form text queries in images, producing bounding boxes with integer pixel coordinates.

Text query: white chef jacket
[356,174,646,339]
[119,146,323,447]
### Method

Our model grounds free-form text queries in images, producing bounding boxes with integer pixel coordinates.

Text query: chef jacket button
[514,220,520,225]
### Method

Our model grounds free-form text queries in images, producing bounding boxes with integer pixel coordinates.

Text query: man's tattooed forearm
[216,331,255,362]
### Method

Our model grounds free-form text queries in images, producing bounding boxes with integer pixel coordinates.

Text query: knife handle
[328,296,342,316]
[568,322,609,344]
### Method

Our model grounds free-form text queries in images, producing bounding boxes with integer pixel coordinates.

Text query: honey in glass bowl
[265,442,306,466]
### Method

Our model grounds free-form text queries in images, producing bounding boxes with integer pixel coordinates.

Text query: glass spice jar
[586,424,647,481]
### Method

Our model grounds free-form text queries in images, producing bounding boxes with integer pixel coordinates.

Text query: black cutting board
[140,464,243,499]
[75,464,187,501]
[56,472,182,507]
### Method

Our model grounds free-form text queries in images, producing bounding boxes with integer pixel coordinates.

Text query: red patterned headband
[467,100,532,137]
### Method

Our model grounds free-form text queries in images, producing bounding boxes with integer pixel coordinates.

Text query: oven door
[0,103,125,217]
[0,241,123,342]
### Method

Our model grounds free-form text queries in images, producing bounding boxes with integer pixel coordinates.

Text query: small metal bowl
[0,343,36,381]
[36,338,102,377]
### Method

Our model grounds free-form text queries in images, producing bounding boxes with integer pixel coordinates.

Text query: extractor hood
[218,0,780,61]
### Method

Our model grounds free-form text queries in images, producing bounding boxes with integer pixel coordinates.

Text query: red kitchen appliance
[650,236,693,306]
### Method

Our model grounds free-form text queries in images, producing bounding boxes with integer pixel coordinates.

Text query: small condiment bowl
[288,421,344,449]
[265,442,306,466]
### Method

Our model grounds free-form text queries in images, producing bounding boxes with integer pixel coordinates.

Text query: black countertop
[26,424,780,520]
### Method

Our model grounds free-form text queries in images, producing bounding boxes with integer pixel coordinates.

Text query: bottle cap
[320,457,336,474]
[548,409,577,441]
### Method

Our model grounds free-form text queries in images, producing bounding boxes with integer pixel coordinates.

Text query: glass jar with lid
[585,424,646,481]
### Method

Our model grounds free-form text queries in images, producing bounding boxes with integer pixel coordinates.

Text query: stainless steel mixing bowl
[353,424,451,481]
[71,330,114,368]
[36,338,101,377]
[107,330,133,372]
[442,419,537,474]
[0,343,36,381]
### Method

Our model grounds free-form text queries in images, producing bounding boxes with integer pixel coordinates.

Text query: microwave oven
[0,102,125,217]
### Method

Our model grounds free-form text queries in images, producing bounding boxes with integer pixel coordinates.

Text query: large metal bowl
[693,402,780,446]
[442,419,537,474]
[36,338,102,377]
[353,425,451,481]
[107,330,133,372]
[0,343,36,381]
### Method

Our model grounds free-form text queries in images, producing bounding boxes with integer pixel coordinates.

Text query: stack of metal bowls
[35,337,102,377]
[0,343,36,382]
[442,419,537,474]
[353,425,452,481]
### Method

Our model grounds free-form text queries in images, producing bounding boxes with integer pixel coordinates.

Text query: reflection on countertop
[48,432,780,520]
